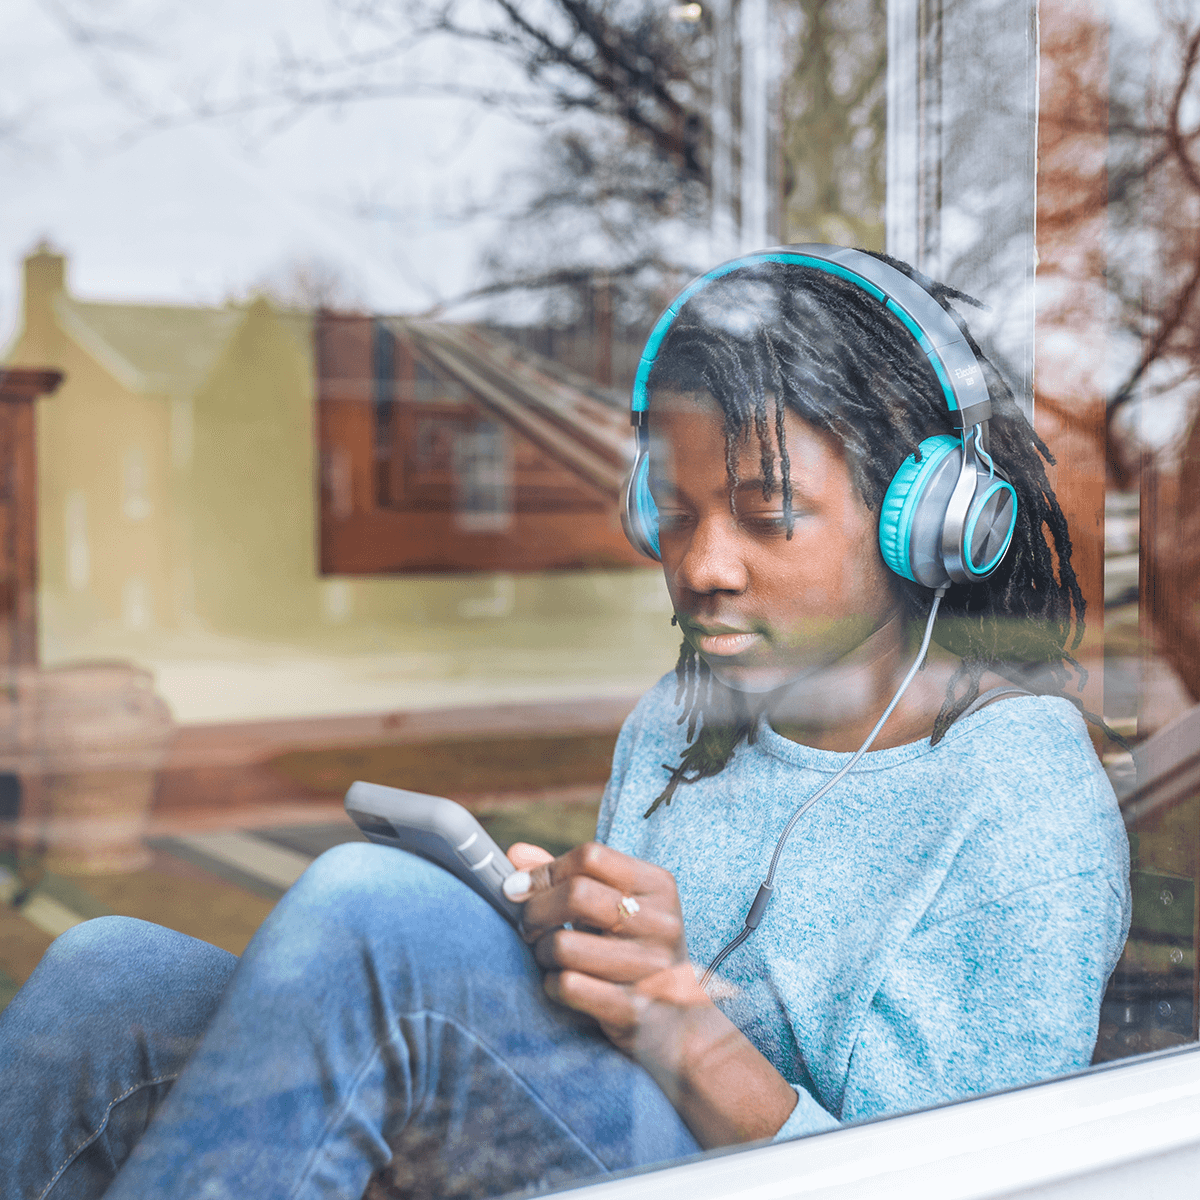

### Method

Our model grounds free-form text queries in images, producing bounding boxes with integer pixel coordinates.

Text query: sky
[1,0,541,343]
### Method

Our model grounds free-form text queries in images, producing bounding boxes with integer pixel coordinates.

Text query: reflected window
[451,419,511,534]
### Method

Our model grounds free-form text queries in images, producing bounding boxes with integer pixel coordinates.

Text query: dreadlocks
[642,252,1087,819]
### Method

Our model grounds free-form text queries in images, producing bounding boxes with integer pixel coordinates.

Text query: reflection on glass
[1034,1,1200,1064]
[0,0,1196,1196]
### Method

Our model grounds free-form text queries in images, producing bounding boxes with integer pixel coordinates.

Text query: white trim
[885,0,920,265]
[554,1047,1200,1200]
[738,0,771,251]
[51,296,147,393]
[883,0,1039,419]
[709,0,737,261]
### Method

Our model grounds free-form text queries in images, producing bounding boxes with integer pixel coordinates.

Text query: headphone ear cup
[878,435,960,588]
[620,450,661,560]
[962,478,1018,578]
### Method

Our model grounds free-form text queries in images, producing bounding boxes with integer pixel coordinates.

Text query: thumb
[507,842,554,871]
[503,842,554,900]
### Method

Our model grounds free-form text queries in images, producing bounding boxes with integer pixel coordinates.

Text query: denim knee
[39,916,235,991]
[9,917,236,1059]
[41,916,173,972]
[37,918,173,996]
[263,841,500,967]
[297,840,399,892]
[284,841,459,914]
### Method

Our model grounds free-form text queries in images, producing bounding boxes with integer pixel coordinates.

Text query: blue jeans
[0,843,699,1199]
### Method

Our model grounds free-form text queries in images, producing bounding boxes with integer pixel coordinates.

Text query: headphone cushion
[878,435,959,584]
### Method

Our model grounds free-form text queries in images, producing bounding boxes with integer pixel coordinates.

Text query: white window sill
[551,1044,1200,1200]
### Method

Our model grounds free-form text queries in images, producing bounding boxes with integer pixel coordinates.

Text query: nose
[670,512,749,597]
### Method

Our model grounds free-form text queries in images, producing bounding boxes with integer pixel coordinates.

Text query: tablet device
[344,780,524,926]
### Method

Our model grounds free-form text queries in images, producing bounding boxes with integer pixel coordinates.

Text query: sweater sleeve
[773,868,1128,1142]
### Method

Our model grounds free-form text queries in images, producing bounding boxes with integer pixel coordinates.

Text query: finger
[543,970,641,1032]
[506,842,554,872]
[546,842,672,896]
[519,874,626,939]
[533,928,675,983]
[502,844,557,901]
[503,871,533,902]
[511,842,673,908]
[502,851,558,903]
[520,875,682,943]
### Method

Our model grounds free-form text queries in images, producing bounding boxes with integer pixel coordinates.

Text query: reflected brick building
[315,314,642,575]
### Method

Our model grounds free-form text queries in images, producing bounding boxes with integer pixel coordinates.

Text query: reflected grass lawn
[267,732,618,799]
[476,803,602,858]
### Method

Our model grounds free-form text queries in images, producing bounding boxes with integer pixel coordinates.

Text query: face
[649,390,903,694]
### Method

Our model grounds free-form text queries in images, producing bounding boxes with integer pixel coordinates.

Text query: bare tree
[263,0,711,184]
[468,119,707,342]
[290,0,715,317]
[1123,15,1200,702]
[1037,4,1200,701]
[239,255,370,312]
[1093,11,1200,466]
[35,0,897,323]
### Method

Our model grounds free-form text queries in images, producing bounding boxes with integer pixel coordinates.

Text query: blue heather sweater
[596,675,1131,1141]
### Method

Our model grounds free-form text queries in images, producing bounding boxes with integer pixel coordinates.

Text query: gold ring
[612,894,641,931]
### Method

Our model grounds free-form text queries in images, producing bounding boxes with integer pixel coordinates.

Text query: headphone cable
[699,587,948,990]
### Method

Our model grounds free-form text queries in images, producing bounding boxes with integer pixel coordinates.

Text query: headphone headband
[620,243,1018,585]
[631,245,991,428]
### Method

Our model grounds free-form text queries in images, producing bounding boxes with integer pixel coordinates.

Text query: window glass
[1092,0,1200,1063]
[0,0,1196,1195]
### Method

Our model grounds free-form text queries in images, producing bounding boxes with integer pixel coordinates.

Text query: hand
[503,841,710,1062]
[505,841,798,1148]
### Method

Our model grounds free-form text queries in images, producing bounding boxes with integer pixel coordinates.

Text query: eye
[739,514,792,536]
[655,509,694,534]
[735,501,806,536]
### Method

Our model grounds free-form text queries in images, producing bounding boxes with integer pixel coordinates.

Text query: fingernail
[503,871,532,900]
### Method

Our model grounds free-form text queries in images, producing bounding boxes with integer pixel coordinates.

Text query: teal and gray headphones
[620,244,1018,590]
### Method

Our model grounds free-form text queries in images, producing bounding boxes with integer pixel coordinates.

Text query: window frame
[545,1044,1200,1200]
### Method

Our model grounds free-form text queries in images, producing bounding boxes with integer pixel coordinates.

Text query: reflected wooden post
[0,367,62,891]
[0,368,59,665]
[1139,437,1200,1040]
[1034,0,1109,729]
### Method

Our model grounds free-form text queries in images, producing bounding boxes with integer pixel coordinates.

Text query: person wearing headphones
[0,248,1129,1200]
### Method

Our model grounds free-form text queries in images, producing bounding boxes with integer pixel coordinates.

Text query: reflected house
[315,313,643,575]
[7,244,320,645]
[2,247,665,719]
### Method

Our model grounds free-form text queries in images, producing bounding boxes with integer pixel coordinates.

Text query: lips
[697,631,761,656]
[686,624,763,657]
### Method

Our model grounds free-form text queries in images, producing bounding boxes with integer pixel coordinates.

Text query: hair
[642,251,1090,819]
